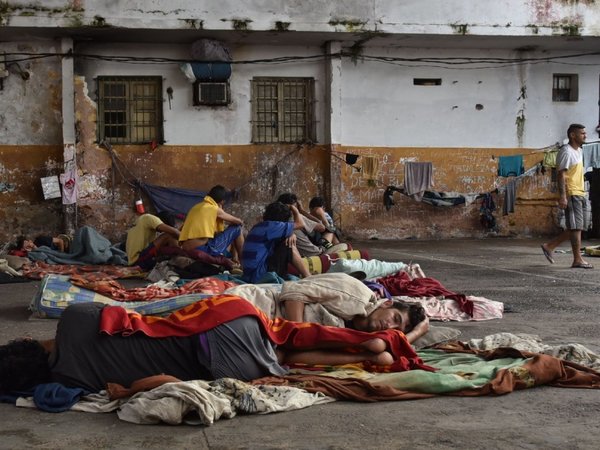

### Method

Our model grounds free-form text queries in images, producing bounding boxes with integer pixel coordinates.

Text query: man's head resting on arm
[263,202,292,222]
[0,339,51,393]
[351,301,426,333]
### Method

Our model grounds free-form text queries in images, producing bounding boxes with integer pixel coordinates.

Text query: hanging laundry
[480,193,497,230]
[543,149,558,168]
[60,155,78,205]
[345,153,359,165]
[497,155,524,177]
[503,179,517,215]
[361,156,379,179]
[404,162,433,202]
[582,142,600,169]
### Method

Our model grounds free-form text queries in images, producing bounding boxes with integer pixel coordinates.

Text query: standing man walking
[541,123,593,269]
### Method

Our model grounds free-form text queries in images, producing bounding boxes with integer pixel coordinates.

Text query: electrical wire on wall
[3,50,600,69]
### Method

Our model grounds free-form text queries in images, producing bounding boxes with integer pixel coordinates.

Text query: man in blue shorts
[179,185,245,265]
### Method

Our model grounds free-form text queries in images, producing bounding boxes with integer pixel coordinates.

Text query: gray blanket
[28,226,127,265]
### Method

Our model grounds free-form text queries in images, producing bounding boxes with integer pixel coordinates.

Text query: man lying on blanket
[0,296,432,394]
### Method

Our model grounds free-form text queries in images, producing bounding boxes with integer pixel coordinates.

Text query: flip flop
[541,245,554,264]
[571,262,594,269]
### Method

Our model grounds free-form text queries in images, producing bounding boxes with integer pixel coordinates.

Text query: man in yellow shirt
[541,124,593,269]
[179,185,244,264]
[126,211,181,270]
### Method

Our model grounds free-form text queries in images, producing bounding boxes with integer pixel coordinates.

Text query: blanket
[377,271,474,316]
[22,261,145,280]
[27,226,127,265]
[394,295,503,321]
[14,342,600,425]
[30,274,215,319]
[68,275,237,301]
[99,295,431,373]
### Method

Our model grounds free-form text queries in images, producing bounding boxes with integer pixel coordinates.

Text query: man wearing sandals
[541,124,593,269]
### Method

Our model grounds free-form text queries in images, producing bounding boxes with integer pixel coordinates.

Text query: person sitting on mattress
[241,201,311,283]
[276,193,347,257]
[179,185,245,267]
[308,195,341,245]
[0,300,425,394]
[125,211,182,270]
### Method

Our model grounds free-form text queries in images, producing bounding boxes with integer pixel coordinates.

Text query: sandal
[571,262,593,269]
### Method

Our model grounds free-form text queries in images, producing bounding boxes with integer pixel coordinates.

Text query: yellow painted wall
[333,145,559,239]
[0,145,65,242]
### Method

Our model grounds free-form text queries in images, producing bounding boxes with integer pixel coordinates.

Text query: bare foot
[370,351,394,366]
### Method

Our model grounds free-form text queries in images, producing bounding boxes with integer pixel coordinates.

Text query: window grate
[97,76,163,144]
[251,77,315,144]
[552,74,578,102]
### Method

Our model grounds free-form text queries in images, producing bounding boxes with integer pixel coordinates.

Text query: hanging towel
[404,162,433,202]
[503,179,517,215]
[543,149,558,168]
[361,156,380,179]
[582,143,600,169]
[498,155,524,177]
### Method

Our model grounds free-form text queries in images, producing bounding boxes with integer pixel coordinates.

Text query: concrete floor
[1,238,599,449]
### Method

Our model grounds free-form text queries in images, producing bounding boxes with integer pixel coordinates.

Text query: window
[97,76,163,144]
[552,74,578,102]
[251,77,316,143]
[413,78,442,86]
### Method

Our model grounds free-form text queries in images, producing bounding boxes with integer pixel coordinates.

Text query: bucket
[135,199,145,214]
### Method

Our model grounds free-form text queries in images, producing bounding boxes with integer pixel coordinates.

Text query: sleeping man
[0,297,429,394]
[225,273,430,343]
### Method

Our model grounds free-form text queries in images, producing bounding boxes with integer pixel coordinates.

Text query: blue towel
[33,383,88,413]
[498,155,524,177]
[582,143,600,169]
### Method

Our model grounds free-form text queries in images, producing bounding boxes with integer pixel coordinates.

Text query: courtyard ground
[0,237,599,449]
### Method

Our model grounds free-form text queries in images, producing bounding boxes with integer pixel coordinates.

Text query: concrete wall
[1,1,599,243]
[335,145,555,239]
[2,0,599,38]
[74,42,326,145]
[0,41,65,242]
[338,47,600,148]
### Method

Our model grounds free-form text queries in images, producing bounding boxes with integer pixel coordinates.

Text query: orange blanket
[99,294,433,373]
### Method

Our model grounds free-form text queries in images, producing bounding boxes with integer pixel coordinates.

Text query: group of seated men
[125,185,348,284]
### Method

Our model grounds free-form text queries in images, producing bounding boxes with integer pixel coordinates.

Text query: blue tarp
[140,183,207,216]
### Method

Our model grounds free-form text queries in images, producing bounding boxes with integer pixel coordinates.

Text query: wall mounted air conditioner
[193,81,230,106]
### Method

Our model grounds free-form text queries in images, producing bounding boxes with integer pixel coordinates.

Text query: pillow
[412,326,461,350]
[0,254,30,270]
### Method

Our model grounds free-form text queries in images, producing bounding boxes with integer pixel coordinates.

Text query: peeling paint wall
[0,145,64,241]
[2,4,600,244]
[2,1,600,38]
[0,41,62,144]
[0,41,64,243]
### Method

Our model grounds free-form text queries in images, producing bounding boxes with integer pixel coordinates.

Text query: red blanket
[377,271,474,316]
[99,294,433,373]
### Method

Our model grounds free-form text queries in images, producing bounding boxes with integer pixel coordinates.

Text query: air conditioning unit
[193,81,230,106]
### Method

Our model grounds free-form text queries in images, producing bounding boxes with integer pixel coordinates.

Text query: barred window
[251,77,316,143]
[552,74,578,102]
[97,76,163,144]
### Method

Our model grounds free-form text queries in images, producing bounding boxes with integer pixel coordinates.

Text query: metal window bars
[251,77,315,143]
[97,76,163,144]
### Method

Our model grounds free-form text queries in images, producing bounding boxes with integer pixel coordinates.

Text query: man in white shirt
[541,124,593,269]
